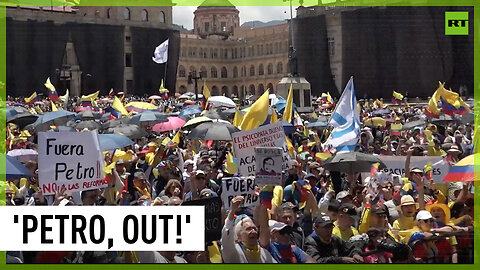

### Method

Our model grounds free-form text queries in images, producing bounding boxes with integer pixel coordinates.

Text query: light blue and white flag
[152,39,169,64]
[326,76,360,152]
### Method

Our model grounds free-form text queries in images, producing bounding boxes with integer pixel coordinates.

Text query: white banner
[38,131,106,195]
[221,177,259,210]
[232,122,290,177]
[255,147,283,186]
[0,206,204,251]
[374,156,450,183]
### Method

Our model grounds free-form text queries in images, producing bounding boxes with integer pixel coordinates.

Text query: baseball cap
[371,203,388,215]
[115,159,125,165]
[195,170,206,176]
[410,167,423,173]
[313,214,334,227]
[416,210,433,221]
[268,220,291,233]
[199,150,209,157]
[336,191,352,201]
[339,203,357,216]
[199,188,214,198]
[184,159,194,166]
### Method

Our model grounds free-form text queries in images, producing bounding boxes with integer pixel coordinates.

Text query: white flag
[152,39,169,64]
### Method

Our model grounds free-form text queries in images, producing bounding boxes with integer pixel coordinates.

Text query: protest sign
[232,122,290,176]
[38,131,106,195]
[182,197,222,242]
[221,177,259,210]
[362,156,449,183]
[255,147,283,186]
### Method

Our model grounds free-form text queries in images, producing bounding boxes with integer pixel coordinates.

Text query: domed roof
[197,0,236,8]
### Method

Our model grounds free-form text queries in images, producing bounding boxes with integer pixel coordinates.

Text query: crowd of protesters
[2,90,475,264]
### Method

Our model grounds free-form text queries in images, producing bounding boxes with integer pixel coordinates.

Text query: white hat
[416,210,433,221]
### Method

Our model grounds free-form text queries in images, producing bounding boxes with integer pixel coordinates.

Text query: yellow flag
[172,131,181,144]
[51,101,58,112]
[365,100,370,110]
[374,99,384,109]
[44,77,56,92]
[104,161,116,175]
[285,135,294,157]
[91,98,98,107]
[233,109,244,127]
[315,152,332,161]
[81,91,99,103]
[25,92,38,104]
[35,106,43,114]
[59,89,69,102]
[270,108,279,124]
[29,108,37,115]
[240,89,270,131]
[224,152,238,174]
[282,83,293,123]
[203,80,211,100]
[161,137,171,146]
[112,96,129,116]
[159,79,169,93]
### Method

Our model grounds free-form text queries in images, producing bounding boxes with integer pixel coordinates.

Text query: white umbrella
[7,149,38,163]
[208,96,236,108]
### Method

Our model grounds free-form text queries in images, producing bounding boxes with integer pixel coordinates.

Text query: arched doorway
[249,84,255,95]
[221,86,229,96]
[211,86,220,96]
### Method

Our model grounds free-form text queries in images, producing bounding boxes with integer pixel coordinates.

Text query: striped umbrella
[442,153,479,182]
[125,102,158,112]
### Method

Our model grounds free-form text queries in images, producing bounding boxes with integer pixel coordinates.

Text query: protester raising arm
[256,204,271,249]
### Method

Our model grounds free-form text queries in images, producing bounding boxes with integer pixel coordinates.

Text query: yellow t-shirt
[333,222,359,241]
[393,215,415,241]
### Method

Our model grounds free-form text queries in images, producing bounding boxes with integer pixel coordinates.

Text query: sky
[172,6,296,30]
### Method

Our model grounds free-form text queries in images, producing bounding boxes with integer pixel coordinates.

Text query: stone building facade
[176,6,290,98]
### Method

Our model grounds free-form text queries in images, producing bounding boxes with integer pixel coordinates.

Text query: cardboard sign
[38,131,106,195]
[255,147,283,186]
[221,177,259,210]
[232,122,290,176]
[182,197,222,242]
[369,156,449,183]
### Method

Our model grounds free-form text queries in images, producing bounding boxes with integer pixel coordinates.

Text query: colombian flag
[45,77,59,101]
[107,96,129,118]
[25,92,40,105]
[391,91,404,105]
[81,91,99,106]
[442,153,478,182]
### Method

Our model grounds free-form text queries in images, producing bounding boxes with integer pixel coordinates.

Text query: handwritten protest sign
[361,156,449,183]
[232,122,290,176]
[221,177,259,210]
[182,197,222,242]
[255,147,283,186]
[38,131,106,195]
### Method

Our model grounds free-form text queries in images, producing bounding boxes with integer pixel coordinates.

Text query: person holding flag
[45,77,59,101]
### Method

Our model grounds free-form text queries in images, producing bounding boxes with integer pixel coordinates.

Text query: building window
[221,67,228,78]
[249,65,255,77]
[233,67,238,78]
[258,64,264,76]
[125,53,132,67]
[123,7,130,20]
[107,8,111,19]
[126,80,133,92]
[125,35,131,42]
[211,67,218,78]
[328,37,335,56]
[200,66,207,78]
[178,66,186,77]
[267,63,273,75]
[141,9,148,21]
[276,62,283,74]
[241,66,246,77]
[159,11,165,23]
[205,22,210,33]
[304,89,311,107]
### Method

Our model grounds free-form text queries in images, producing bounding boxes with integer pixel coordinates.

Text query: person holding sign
[220,196,277,263]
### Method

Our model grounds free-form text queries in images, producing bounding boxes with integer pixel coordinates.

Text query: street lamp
[188,70,206,101]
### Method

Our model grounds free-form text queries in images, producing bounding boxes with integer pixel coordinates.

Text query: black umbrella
[402,120,426,130]
[102,117,129,129]
[461,112,474,125]
[431,115,455,125]
[322,152,386,173]
[75,120,102,130]
[201,111,228,120]
[78,110,102,120]
[105,124,148,140]
[7,113,39,129]
[187,121,240,141]
[128,111,168,124]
